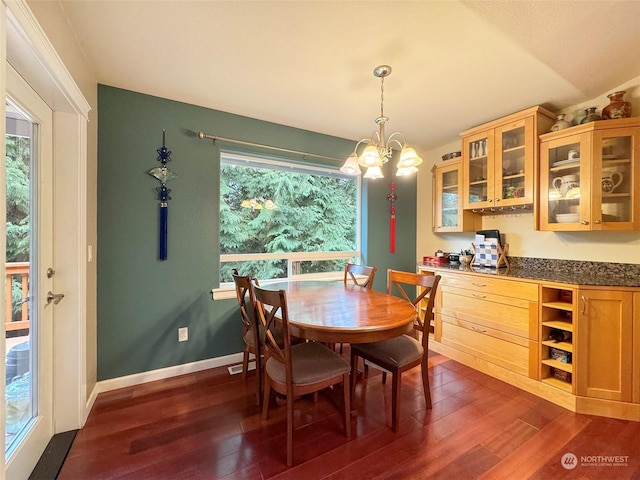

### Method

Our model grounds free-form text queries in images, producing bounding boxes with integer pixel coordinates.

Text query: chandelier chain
[380,76,385,118]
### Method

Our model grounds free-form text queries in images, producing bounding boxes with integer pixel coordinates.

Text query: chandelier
[340,65,423,179]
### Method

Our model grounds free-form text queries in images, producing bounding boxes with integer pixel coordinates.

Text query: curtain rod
[196,131,345,163]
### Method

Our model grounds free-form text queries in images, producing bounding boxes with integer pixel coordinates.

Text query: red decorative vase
[602,91,632,119]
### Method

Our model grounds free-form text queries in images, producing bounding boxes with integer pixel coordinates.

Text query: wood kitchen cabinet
[576,288,634,402]
[539,117,640,231]
[432,159,480,232]
[424,266,640,420]
[461,106,555,212]
[438,273,539,379]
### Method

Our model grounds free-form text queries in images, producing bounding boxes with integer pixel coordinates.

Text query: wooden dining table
[260,281,417,344]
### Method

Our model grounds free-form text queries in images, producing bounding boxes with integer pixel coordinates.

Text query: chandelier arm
[388,138,404,151]
[387,132,407,147]
[352,138,374,154]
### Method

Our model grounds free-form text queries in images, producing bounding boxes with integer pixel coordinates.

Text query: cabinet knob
[594,219,601,224]
[581,220,590,225]
[495,198,500,202]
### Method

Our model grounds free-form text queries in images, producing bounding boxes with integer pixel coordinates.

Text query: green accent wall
[97,85,417,380]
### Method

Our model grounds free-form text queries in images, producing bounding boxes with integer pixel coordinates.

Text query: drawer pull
[472,283,487,287]
[471,326,487,333]
[472,294,486,299]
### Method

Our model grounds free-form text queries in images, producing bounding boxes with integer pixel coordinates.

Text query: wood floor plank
[58,351,638,479]
[477,410,592,480]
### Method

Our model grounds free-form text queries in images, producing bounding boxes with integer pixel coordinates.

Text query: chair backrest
[232,269,260,342]
[386,269,441,345]
[252,281,292,372]
[344,263,377,289]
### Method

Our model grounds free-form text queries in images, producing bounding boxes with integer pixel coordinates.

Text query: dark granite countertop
[418,257,640,288]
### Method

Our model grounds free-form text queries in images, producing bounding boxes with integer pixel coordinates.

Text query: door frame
[1,0,90,476]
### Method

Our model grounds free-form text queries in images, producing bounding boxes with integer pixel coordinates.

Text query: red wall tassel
[388,182,397,254]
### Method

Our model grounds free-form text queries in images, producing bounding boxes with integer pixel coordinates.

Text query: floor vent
[227,361,255,376]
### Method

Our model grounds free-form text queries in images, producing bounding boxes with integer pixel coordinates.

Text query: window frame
[213,152,362,299]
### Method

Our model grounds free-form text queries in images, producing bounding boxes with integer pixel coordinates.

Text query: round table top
[261,281,417,344]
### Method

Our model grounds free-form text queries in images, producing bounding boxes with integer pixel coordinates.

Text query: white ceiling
[51,0,640,155]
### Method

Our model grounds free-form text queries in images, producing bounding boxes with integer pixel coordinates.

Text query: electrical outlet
[178,327,188,342]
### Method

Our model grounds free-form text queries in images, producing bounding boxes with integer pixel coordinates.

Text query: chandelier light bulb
[363,165,384,179]
[358,143,383,167]
[397,146,423,169]
[396,166,419,176]
[340,153,362,175]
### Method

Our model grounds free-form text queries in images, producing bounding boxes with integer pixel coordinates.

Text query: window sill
[211,273,351,300]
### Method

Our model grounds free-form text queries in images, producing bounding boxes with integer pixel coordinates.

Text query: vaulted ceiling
[47,0,640,154]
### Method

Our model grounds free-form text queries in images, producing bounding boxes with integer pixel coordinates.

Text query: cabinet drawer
[441,274,538,301]
[441,319,531,377]
[441,286,537,339]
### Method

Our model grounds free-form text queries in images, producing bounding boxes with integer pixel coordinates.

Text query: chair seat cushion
[266,342,350,386]
[352,335,423,367]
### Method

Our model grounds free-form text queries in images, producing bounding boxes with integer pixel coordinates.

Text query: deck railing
[6,262,29,331]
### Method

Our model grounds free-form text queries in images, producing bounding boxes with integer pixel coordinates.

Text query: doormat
[28,429,77,480]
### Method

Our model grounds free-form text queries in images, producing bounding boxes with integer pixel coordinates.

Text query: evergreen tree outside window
[219,153,360,283]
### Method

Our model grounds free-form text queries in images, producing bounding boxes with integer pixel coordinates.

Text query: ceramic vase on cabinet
[602,91,632,119]
[550,114,571,132]
[572,109,587,125]
[580,107,602,124]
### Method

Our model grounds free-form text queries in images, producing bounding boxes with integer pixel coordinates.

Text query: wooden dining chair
[232,269,264,406]
[344,263,377,289]
[253,280,351,467]
[337,263,378,352]
[350,269,441,432]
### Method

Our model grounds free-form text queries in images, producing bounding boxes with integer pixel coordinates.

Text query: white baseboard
[94,352,244,395]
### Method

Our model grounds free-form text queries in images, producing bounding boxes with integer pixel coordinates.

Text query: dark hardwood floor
[58,350,640,479]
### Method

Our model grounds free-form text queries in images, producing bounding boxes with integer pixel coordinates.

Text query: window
[219,152,360,285]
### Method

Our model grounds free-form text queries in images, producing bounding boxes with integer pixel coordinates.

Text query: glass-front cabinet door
[433,160,462,232]
[433,160,480,233]
[495,117,535,207]
[592,128,638,230]
[540,118,639,231]
[540,133,591,230]
[462,131,494,210]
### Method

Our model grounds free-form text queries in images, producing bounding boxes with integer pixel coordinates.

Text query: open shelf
[541,340,573,353]
[542,301,573,311]
[540,285,576,391]
[542,358,573,373]
[541,376,573,393]
[541,320,573,332]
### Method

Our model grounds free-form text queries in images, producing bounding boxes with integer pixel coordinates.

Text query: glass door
[592,128,638,229]
[540,133,591,230]
[435,162,462,232]
[495,117,534,207]
[463,131,494,210]
[5,67,54,478]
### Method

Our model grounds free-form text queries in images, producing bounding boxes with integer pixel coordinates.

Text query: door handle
[46,291,65,305]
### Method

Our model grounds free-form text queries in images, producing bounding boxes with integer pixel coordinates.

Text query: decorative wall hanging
[149,130,176,260]
[387,182,397,253]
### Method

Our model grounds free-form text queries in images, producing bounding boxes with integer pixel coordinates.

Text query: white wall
[417,77,640,265]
